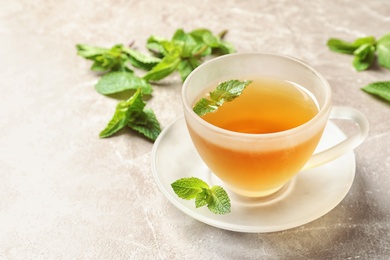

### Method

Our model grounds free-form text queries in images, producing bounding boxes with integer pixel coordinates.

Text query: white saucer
[151,116,356,233]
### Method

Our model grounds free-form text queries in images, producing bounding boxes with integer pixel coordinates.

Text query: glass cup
[182,53,369,197]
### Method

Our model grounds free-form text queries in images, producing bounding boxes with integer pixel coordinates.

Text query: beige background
[1,0,389,259]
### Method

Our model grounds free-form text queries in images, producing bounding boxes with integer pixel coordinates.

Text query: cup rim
[182,52,332,139]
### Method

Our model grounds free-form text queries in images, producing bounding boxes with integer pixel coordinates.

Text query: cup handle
[304,106,369,169]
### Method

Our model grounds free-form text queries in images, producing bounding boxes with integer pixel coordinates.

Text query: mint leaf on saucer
[195,189,210,208]
[171,177,231,215]
[193,79,252,116]
[171,177,209,199]
[207,186,231,215]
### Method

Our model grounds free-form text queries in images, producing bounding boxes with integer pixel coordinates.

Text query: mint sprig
[327,33,390,104]
[144,28,235,81]
[193,80,252,116]
[77,44,157,96]
[171,177,231,215]
[77,28,235,141]
[327,33,390,71]
[99,88,161,141]
[76,44,136,73]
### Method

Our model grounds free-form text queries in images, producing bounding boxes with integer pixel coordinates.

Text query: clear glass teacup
[182,53,369,197]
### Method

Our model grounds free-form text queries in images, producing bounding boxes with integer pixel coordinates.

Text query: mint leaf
[327,38,360,54]
[210,80,251,101]
[207,186,231,215]
[172,29,199,58]
[95,71,152,95]
[361,81,390,102]
[177,59,194,81]
[327,36,376,55]
[177,58,200,81]
[201,32,222,48]
[123,47,161,71]
[202,30,235,54]
[146,36,170,57]
[215,40,236,55]
[99,88,145,138]
[127,108,161,141]
[190,29,235,55]
[377,33,390,69]
[171,177,231,215]
[189,28,213,42]
[143,46,182,81]
[188,39,212,57]
[193,80,252,116]
[93,44,131,72]
[195,189,210,208]
[354,36,376,46]
[171,177,210,200]
[353,44,376,71]
[99,88,160,140]
[192,98,219,116]
[76,44,108,59]
[99,88,161,141]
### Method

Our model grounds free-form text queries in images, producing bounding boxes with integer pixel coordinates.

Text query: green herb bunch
[77,28,235,141]
[327,33,390,102]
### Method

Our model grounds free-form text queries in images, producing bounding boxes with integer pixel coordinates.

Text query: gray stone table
[1,0,389,259]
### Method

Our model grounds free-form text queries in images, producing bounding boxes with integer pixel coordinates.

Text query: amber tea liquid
[188,77,324,196]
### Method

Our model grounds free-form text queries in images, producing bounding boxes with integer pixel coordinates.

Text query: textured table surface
[1,0,389,259]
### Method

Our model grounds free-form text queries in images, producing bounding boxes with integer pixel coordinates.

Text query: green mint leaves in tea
[193,79,252,116]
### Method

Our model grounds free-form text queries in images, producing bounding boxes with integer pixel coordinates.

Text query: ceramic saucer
[151,116,356,233]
